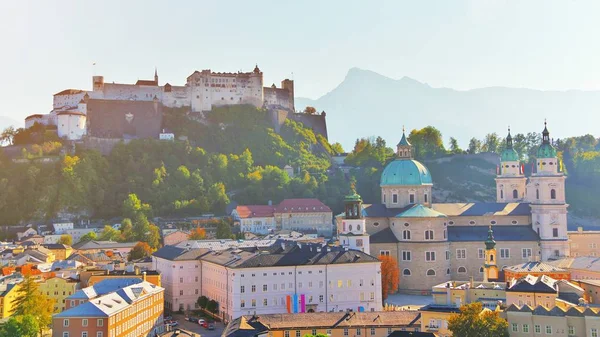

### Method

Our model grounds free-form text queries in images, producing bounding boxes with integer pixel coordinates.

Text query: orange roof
[235,205,275,219]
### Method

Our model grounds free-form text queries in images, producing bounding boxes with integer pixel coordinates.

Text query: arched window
[425,230,434,240]
[500,190,503,199]
[457,267,467,273]
[443,229,447,239]
[348,224,353,231]
[446,268,450,275]
[403,269,411,276]
[536,189,540,200]
[409,194,415,204]
[403,230,411,240]
[551,189,556,200]
[426,269,436,276]
[479,267,484,273]
[513,189,518,199]
[424,193,428,203]
[490,254,494,262]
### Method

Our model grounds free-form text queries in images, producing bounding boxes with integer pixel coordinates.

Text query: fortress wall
[81,137,131,155]
[269,109,329,140]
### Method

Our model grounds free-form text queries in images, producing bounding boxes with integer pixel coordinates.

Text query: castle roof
[25,114,44,119]
[54,89,84,96]
[273,199,331,213]
[135,79,158,86]
[431,202,530,216]
[395,204,446,218]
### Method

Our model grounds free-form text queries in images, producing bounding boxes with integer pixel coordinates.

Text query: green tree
[1,126,17,145]
[98,225,121,241]
[408,126,446,159]
[79,231,97,243]
[120,218,135,242]
[0,315,40,337]
[128,242,152,261]
[122,193,152,219]
[216,220,233,239]
[207,299,219,313]
[449,137,463,154]
[467,138,482,154]
[12,276,55,332]
[57,234,73,246]
[147,224,161,249]
[448,302,508,337]
[330,142,345,155]
[481,133,501,153]
[197,295,209,309]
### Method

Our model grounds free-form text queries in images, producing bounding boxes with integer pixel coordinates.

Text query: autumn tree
[128,242,152,261]
[57,234,73,246]
[304,106,317,114]
[189,227,207,240]
[379,255,399,300]
[448,302,508,337]
[12,275,55,332]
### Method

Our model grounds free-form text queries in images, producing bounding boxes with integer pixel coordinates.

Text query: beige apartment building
[568,227,600,257]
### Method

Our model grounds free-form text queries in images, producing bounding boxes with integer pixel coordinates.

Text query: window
[392,194,398,203]
[554,249,560,257]
[82,333,88,337]
[546,325,552,334]
[446,250,450,260]
[241,286,245,293]
[443,229,446,239]
[402,251,411,261]
[403,230,411,240]
[63,333,69,337]
[513,189,518,199]
[457,266,467,273]
[64,319,69,327]
[512,323,518,332]
[469,220,476,225]
[409,194,415,204]
[180,277,183,283]
[82,319,88,327]
[403,269,411,276]
[296,331,301,337]
[478,248,484,259]
[523,324,529,333]
[551,189,556,199]
[97,319,103,327]
[424,194,428,203]
[356,329,361,336]
[319,295,324,303]
[426,251,436,261]
[592,328,598,337]
[284,331,290,337]
[380,250,390,256]
[568,326,574,336]
[240,300,246,308]
[426,269,436,276]
[251,285,256,292]
[522,248,532,259]
[456,249,466,259]
[512,220,518,224]
[447,268,451,275]
[553,228,559,238]
[344,328,349,336]
[536,189,540,199]
[373,222,380,227]
[327,330,332,335]
[500,248,510,259]
[97,333,103,337]
[535,325,541,333]
[500,190,504,199]
[252,299,256,307]
[263,299,268,306]
[425,230,434,240]
[263,285,268,292]
[479,267,484,273]
[180,290,183,296]
[312,330,317,336]
[370,328,376,336]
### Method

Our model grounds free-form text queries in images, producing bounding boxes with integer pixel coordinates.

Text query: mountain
[296,68,600,149]
[0,116,18,130]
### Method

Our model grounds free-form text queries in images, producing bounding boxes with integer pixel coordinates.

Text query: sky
[2,0,600,126]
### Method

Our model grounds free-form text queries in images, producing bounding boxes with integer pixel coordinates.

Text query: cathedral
[338,123,569,294]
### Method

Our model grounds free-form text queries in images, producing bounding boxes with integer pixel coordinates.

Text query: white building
[52,222,74,234]
[232,205,276,234]
[152,241,382,323]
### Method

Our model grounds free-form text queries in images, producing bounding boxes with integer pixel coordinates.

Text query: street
[170,313,226,337]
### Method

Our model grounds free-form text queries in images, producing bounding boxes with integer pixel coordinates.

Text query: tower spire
[396,127,412,159]
[154,67,158,85]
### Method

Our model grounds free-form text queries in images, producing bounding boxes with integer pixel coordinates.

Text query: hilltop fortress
[24,65,325,142]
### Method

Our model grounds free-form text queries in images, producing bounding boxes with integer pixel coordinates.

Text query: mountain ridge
[296,68,600,148]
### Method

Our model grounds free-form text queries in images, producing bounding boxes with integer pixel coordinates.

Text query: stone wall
[80,137,130,155]
[269,109,328,140]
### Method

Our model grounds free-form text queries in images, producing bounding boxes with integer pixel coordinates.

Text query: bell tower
[396,127,412,159]
[483,226,499,282]
[495,127,526,202]
[339,184,370,255]
[527,121,569,260]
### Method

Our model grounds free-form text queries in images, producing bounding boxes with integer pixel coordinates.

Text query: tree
[189,227,207,240]
[482,133,501,153]
[120,218,134,242]
[78,231,97,243]
[197,295,208,309]
[449,137,463,154]
[207,299,219,313]
[448,302,508,337]
[98,225,121,241]
[379,255,399,301]
[216,220,233,239]
[122,193,152,219]
[408,126,446,159]
[1,126,16,145]
[147,224,161,249]
[12,275,55,331]
[468,137,482,154]
[57,234,73,246]
[304,106,317,114]
[0,315,39,337]
[330,142,345,155]
[128,242,152,261]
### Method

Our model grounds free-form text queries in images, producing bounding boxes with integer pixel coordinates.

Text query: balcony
[426,326,439,331]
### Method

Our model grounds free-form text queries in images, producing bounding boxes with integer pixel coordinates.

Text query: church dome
[380,159,433,186]
[501,148,519,162]
[537,143,557,158]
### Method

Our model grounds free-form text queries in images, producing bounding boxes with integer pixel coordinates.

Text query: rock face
[296,67,600,149]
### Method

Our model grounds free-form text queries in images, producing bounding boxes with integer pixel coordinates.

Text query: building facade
[340,124,570,294]
[568,227,600,257]
[506,304,600,337]
[39,276,79,313]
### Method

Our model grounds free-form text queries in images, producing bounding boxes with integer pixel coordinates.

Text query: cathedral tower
[339,185,370,255]
[495,127,527,202]
[483,226,499,282]
[527,122,569,260]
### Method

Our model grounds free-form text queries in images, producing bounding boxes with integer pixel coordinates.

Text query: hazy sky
[2,0,600,124]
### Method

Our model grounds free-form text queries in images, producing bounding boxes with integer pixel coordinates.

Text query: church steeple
[396,126,412,159]
[542,119,550,144]
[483,226,499,282]
[154,67,159,85]
[506,126,513,149]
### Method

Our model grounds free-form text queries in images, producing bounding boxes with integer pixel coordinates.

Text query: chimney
[143,271,147,282]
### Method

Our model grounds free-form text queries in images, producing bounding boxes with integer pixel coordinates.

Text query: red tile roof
[235,205,275,219]
[274,199,331,213]
[54,89,84,96]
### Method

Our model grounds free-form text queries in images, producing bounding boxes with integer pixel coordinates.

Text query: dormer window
[392,194,398,204]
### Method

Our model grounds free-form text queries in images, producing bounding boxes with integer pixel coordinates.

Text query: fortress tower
[495,127,527,202]
[527,122,569,260]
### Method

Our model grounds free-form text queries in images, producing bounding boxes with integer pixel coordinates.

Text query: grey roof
[152,245,211,261]
[504,261,566,273]
[67,278,143,300]
[548,257,600,272]
[565,307,585,317]
[362,204,413,218]
[508,275,557,294]
[531,306,566,317]
[448,225,539,242]
[432,202,531,216]
[506,304,533,313]
[72,240,138,250]
[370,228,400,244]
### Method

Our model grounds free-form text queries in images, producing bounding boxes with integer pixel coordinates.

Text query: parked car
[165,320,179,327]
[187,317,199,322]
[198,319,206,325]
[201,321,208,328]
[208,323,215,330]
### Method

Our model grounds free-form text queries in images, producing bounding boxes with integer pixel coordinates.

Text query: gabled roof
[396,204,446,218]
[370,228,399,244]
[235,205,275,218]
[67,278,143,300]
[448,225,539,242]
[504,261,566,273]
[72,240,138,250]
[152,245,211,261]
[362,204,414,218]
[508,275,557,294]
[431,202,531,216]
[135,79,158,86]
[548,257,600,272]
[274,199,331,213]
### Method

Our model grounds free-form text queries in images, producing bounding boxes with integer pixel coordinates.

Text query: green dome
[380,159,433,186]
[501,148,519,162]
[537,143,557,158]
[344,191,362,202]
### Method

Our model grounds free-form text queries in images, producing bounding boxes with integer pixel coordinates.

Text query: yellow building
[42,244,74,260]
[0,283,22,318]
[38,276,79,313]
[223,312,422,337]
[419,305,461,337]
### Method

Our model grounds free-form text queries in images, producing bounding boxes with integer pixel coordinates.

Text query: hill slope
[297,68,600,148]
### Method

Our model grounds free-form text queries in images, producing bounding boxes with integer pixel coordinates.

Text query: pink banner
[300,294,306,313]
